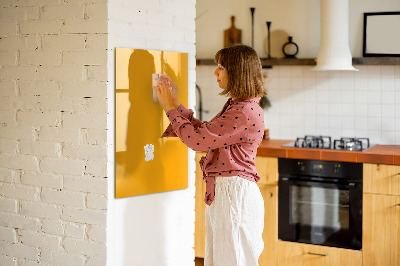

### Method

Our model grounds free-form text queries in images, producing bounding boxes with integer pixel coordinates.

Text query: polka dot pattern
[161,97,265,206]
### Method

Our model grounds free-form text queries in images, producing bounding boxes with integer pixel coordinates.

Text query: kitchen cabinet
[363,193,400,266]
[255,156,278,186]
[363,163,400,196]
[363,163,400,266]
[195,152,207,258]
[276,241,362,266]
[259,184,278,266]
[194,154,279,264]
[256,156,278,266]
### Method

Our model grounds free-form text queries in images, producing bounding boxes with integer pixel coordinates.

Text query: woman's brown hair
[214,44,266,99]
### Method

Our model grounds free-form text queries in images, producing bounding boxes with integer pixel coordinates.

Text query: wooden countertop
[257,139,400,165]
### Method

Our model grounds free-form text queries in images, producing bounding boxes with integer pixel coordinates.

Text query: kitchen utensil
[224,16,242,48]
[250,7,255,48]
[266,21,272,58]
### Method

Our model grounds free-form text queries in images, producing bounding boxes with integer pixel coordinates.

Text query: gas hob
[282,135,375,151]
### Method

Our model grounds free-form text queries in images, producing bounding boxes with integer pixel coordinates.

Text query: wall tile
[342,117,355,129]
[367,77,381,91]
[341,103,355,116]
[381,66,394,77]
[197,65,400,144]
[382,117,396,131]
[367,91,381,104]
[316,103,329,115]
[368,117,381,131]
[367,129,382,143]
[382,105,395,118]
[355,117,368,130]
[316,89,329,103]
[382,78,395,91]
[382,90,395,104]
[355,104,368,116]
[367,104,381,118]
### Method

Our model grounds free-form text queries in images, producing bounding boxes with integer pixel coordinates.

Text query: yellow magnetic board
[115,48,188,198]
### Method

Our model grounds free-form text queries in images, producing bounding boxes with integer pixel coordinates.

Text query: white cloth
[205,176,264,266]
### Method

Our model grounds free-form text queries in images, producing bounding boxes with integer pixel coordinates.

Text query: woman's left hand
[153,78,175,113]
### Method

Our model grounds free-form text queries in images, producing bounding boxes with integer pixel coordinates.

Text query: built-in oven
[278,158,363,250]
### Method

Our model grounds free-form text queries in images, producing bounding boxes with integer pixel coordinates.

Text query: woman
[153,44,266,266]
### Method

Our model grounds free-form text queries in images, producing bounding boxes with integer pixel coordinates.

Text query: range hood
[314,0,358,71]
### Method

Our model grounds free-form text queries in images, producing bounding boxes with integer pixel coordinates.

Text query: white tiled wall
[196,65,400,145]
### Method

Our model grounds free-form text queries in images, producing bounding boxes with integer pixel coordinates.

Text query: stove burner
[333,137,370,151]
[286,136,372,151]
[295,135,332,149]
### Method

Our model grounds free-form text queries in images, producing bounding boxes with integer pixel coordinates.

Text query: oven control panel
[281,158,362,180]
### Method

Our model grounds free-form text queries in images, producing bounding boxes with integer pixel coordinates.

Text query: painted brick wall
[107,0,197,265]
[0,1,108,265]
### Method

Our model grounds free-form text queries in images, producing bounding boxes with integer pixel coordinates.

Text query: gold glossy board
[115,48,188,198]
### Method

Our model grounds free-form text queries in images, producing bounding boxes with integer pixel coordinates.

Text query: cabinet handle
[307,252,328,256]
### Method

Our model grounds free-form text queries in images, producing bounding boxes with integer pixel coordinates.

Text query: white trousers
[205,176,265,266]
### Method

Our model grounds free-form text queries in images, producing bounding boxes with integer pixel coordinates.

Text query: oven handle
[280,177,357,189]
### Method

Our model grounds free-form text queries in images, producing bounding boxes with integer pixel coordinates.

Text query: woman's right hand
[160,76,180,108]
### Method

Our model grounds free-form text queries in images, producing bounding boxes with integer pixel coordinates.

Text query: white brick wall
[64,222,85,239]
[1,0,198,264]
[107,0,197,265]
[0,0,108,265]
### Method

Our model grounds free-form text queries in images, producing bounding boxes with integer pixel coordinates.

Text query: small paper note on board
[152,73,168,102]
[144,144,154,161]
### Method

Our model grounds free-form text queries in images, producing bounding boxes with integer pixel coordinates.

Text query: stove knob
[334,164,341,174]
[298,161,305,171]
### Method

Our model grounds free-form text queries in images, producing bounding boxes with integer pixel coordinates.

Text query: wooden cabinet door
[277,241,362,266]
[364,164,400,196]
[259,185,278,266]
[363,193,400,266]
[255,156,278,186]
[195,152,207,258]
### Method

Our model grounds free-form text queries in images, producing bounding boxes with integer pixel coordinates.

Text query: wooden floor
[195,257,204,266]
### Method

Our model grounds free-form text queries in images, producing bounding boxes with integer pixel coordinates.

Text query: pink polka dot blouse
[162,97,265,205]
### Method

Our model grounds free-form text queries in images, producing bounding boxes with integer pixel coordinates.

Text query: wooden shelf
[352,57,400,65]
[196,58,315,68]
[260,58,316,66]
[196,57,400,67]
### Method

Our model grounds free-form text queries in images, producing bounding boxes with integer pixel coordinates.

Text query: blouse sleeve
[164,106,249,152]
[161,104,202,138]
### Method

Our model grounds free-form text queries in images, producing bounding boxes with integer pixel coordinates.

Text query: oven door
[278,176,362,250]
